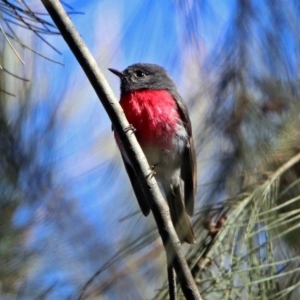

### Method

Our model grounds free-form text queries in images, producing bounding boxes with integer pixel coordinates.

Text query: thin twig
[3,24,64,65]
[0,24,24,64]
[1,67,29,81]
[168,264,177,300]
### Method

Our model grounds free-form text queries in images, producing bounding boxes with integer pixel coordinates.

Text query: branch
[40,1,201,299]
[168,264,177,300]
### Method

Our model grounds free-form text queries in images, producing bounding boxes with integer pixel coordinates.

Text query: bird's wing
[120,153,151,216]
[174,95,197,216]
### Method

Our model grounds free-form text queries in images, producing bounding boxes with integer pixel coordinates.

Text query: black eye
[135,70,146,77]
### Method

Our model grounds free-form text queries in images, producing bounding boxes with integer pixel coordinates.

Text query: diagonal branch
[40,0,201,299]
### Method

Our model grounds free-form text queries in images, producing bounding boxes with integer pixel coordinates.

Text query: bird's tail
[166,185,195,244]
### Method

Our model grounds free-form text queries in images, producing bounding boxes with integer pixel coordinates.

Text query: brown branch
[40,0,201,299]
[168,264,177,300]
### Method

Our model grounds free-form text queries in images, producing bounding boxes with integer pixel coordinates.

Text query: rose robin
[109,63,197,244]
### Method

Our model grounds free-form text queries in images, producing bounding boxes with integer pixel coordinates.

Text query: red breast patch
[119,90,179,149]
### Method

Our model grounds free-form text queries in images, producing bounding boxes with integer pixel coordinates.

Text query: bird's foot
[124,124,136,134]
[146,165,156,179]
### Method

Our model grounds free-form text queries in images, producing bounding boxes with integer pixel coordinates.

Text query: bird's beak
[108,68,124,78]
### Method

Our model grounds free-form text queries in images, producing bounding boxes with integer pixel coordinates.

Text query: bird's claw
[124,124,136,134]
[146,165,156,179]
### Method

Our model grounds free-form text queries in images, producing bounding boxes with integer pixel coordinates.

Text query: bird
[109,63,197,244]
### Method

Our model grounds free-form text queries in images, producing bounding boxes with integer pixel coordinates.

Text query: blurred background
[1,0,300,299]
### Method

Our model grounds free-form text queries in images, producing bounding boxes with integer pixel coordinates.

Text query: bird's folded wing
[174,95,197,216]
[121,153,150,216]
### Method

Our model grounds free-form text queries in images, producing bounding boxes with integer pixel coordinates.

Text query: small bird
[109,63,197,244]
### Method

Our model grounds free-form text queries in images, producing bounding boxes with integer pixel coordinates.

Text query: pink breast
[119,90,179,149]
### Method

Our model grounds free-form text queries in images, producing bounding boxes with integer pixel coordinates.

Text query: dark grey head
[108,63,177,94]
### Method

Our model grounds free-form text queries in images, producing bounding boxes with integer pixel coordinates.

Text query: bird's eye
[135,70,146,77]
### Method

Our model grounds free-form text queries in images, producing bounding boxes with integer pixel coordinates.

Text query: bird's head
[109,63,176,94]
